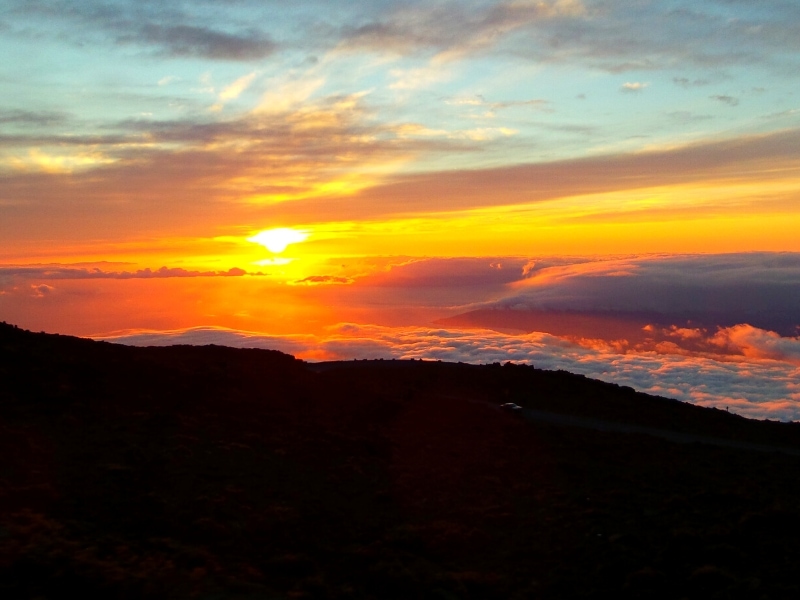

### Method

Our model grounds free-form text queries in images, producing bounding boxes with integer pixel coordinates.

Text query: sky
[2,0,800,419]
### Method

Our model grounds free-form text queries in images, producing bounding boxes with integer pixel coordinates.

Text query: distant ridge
[2,322,800,598]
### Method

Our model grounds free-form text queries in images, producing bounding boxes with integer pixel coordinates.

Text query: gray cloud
[673,77,711,88]
[337,0,800,73]
[711,94,740,106]
[326,253,800,340]
[664,110,713,123]
[490,253,800,335]
[0,109,70,127]
[339,0,590,61]
[122,24,276,61]
[7,1,800,73]
[6,0,278,61]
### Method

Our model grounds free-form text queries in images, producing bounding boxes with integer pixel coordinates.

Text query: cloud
[621,82,648,92]
[673,77,711,88]
[711,94,740,106]
[0,265,253,280]
[357,257,529,288]
[218,72,258,102]
[31,284,54,298]
[0,88,489,238]
[0,109,69,127]
[9,0,800,75]
[711,324,800,363]
[338,0,589,62]
[445,95,551,118]
[294,275,353,285]
[493,253,800,334]
[665,111,713,124]
[7,1,278,61]
[97,322,800,421]
[251,127,800,224]
[334,0,800,73]
[122,24,276,60]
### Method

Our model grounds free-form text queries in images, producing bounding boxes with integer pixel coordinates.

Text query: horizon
[2,1,800,420]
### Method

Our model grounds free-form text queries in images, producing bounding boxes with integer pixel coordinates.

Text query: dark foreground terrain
[2,322,800,599]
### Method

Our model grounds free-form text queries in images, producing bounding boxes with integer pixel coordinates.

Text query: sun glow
[248,228,309,254]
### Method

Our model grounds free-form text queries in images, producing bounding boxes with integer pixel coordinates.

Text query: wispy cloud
[0,265,253,280]
[711,94,740,107]
[120,24,276,60]
[335,0,800,72]
[338,0,589,62]
[294,275,353,285]
[0,109,70,127]
[445,95,550,119]
[218,72,258,102]
[258,127,800,222]
[211,71,260,111]
[673,77,711,88]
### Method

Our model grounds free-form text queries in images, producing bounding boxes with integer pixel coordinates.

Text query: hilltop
[2,322,800,599]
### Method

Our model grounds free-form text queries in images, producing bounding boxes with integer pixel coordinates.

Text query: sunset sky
[2,0,800,419]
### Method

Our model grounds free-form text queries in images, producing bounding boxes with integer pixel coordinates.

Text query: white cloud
[211,71,258,111]
[621,82,648,92]
[218,71,258,102]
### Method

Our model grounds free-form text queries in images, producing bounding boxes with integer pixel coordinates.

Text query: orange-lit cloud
[3,117,800,265]
[710,325,800,363]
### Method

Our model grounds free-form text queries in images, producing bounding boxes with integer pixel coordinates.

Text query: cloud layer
[494,253,800,334]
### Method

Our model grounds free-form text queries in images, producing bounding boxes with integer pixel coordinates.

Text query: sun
[248,228,308,254]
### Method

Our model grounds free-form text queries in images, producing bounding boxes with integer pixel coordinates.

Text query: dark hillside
[2,322,800,599]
